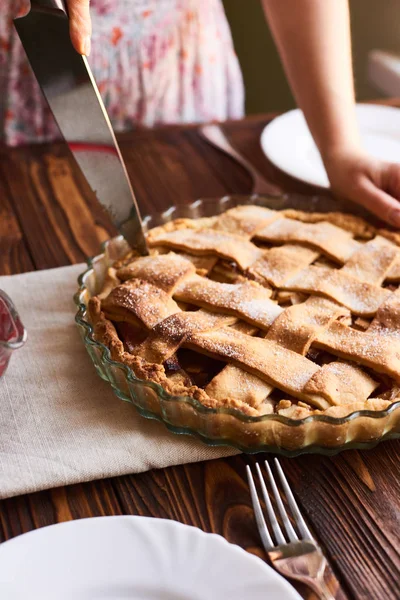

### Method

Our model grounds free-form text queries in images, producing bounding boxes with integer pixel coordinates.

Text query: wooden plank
[1,145,115,269]
[0,154,34,276]
[0,480,122,538]
[118,127,236,213]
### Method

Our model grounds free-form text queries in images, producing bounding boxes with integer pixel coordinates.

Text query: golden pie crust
[88,205,400,429]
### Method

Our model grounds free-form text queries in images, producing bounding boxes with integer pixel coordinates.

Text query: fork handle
[306,579,337,600]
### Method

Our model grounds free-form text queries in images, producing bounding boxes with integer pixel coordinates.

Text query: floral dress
[0,0,244,146]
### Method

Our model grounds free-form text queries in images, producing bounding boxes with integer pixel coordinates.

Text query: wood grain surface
[1,113,399,600]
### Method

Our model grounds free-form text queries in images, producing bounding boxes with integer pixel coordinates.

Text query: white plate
[0,516,302,600]
[261,104,400,188]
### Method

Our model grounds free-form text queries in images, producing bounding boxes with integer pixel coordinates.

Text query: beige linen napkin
[0,265,237,499]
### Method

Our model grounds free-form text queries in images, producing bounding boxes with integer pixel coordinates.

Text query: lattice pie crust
[88,205,400,421]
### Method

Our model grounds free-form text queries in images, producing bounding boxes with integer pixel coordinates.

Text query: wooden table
[1,113,399,600]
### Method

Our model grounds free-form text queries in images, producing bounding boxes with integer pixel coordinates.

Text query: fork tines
[246,458,313,551]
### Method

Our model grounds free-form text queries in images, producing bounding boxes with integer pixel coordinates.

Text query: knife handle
[30,0,67,14]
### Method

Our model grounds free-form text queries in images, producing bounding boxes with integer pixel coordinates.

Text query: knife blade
[14,0,148,255]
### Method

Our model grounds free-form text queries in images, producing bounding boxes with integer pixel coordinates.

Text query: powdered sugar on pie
[88,204,400,420]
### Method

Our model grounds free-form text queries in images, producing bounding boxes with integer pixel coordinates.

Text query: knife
[14,0,148,255]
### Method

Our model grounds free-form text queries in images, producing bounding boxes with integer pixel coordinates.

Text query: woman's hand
[262,1,400,227]
[324,148,400,227]
[67,0,92,56]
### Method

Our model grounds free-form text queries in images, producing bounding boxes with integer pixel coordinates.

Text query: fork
[247,459,336,600]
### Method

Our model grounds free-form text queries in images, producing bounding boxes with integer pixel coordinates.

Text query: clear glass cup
[0,291,27,378]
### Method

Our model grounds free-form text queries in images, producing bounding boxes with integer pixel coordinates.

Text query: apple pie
[88,204,400,422]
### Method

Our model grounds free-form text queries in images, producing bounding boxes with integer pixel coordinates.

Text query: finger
[351,176,400,227]
[67,0,92,56]
[385,163,400,200]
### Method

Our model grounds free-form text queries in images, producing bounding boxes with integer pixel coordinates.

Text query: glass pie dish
[74,195,400,456]
[0,291,27,378]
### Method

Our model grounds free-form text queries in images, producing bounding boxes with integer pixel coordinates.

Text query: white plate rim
[260,103,400,188]
[0,515,302,600]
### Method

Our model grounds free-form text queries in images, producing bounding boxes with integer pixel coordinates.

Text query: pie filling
[88,205,400,419]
